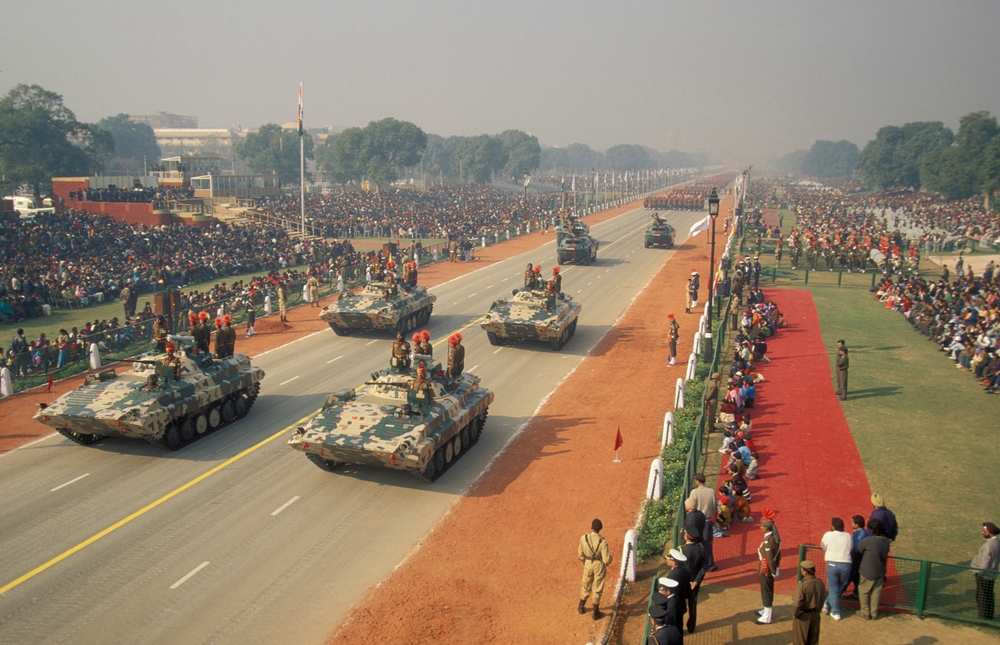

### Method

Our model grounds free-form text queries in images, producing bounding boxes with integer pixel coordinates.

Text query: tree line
[0,83,713,198]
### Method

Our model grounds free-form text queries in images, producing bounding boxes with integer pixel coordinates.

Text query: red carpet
[709,289,872,593]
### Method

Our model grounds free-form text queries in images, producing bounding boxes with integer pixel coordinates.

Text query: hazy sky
[5,1,999,162]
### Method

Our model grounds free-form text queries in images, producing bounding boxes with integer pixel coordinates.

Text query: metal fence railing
[797,544,999,628]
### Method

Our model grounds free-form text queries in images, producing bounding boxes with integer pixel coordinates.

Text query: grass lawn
[780,282,997,562]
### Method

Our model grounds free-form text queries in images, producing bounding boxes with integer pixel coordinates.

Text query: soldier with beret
[792,560,825,645]
[754,519,781,625]
[447,334,464,379]
[578,518,613,620]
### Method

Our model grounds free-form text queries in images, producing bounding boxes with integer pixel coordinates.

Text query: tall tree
[0,84,112,199]
[978,134,1000,211]
[450,135,506,183]
[856,122,953,189]
[317,118,426,187]
[97,113,161,172]
[801,140,860,177]
[496,129,540,179]
[919,147,976,200]
[237,123,314,184]
[565,143,604,172]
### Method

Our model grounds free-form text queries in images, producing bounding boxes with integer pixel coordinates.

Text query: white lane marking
[327,355,343,364]
[365,339,378,346]
[487,285,493,289]
[51,473,89,492]
[453,302,458,305]
[588,282,593,286]
[0,432,59,459]
[597,275,602,279]
[577,289,582,293]
[501,278,508,282]
[467,293,477,298]
[605,269,610,272]
[170,562,210,589]
[254,329,328,358]
[493,347,504,354]
[279,375,300,386]
[271,496,300,516]
[468,365,479,372]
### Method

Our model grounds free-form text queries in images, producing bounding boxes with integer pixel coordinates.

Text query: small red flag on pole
[613,426,623,463]
[47,374,54,393]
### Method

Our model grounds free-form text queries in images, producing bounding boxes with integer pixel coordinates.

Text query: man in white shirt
[820,517,853,620]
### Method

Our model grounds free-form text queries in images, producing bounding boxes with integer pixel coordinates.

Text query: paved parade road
[0,206,703,645]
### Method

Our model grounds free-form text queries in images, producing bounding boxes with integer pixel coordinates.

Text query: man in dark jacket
[792,561,825,645]
[868,493,899,542]
[857,518,892,620]
[665,549,690,632]
[835,346,849,400]
[681,531,707,634]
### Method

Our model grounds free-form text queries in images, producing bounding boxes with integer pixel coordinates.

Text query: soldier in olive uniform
[447,334,465,379]
[551,266,562,293]
[152,316,169,352]
[418,330,433,359]
[277,283,288,323]
[754,519,781,625]
[792,561,825,645]
[835,347,849,400]
[391,332,411,370]
[307,275,320,307]
[578,518,613,620]
[524,263,535,288]
[195,311,211,353]
[213,318,225,357]
[409,362,434,403]
[161,342,182,380]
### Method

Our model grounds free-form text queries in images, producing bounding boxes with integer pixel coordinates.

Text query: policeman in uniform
[391,332,411,370]
[578,518,613,620]
[792,560,825,645]
[447,333,465,379]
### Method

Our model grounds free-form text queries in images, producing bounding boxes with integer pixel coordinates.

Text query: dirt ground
[0,199,641,455]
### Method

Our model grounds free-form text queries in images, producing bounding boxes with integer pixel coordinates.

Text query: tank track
[56,428,105,446]
[410,406,488,484]
[144,382,261,451]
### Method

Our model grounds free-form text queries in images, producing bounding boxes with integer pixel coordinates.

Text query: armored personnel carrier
[288,360,494,483]
[556,215,599,265]
[319,281,436,336]
[644,212,676,248]
[480,286,581,350]
[33,336,264,450]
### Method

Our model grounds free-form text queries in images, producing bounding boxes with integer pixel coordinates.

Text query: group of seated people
[874,259,1000,393]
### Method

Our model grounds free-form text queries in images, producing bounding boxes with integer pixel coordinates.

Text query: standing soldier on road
[578,518,613,620]
[307,275,320,307]
[754,519,781,625]
[391,332,411,370]
[667,314,679,366]
[685,276,696,315]
[245,300,257,337]
[792,561,825,645]
[705,373,721,433]
[277,282,288,323]
[690,270,700,310]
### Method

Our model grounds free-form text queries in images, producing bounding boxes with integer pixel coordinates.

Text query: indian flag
[297,82,303,136]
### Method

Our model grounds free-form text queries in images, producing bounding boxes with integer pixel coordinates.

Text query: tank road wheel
[486,332,502,346]
[434,448,445,473]
[208,408,222,429]
[195,414,209,435]
[306,453,344,472]
[162,423,182,451]
[452,435,462,459]
[644,239,651,248]
[394,318,406,335]
[329,323,348,336]
[245,382,260,409]
[549,328,567,351]
[444,440,454,464]
[180,418,196,443]
[460,427,470,450]
[568,319,578,340]
[221,400,235,424]
[419,307,430,325]
[234,394,249,417]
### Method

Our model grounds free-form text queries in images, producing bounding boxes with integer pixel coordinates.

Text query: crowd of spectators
[251,184,563,241]
[68,185,195,203]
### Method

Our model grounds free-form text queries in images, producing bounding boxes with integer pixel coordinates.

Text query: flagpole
[299,82,305,238]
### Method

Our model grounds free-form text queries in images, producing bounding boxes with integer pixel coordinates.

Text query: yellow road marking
[0,213,653,596]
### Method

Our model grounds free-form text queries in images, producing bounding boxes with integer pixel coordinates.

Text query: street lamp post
[708,188,720,319]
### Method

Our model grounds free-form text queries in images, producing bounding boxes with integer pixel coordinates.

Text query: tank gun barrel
[364,381,411,388]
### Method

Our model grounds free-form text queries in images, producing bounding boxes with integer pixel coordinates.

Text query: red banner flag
[614,427,623,451]
[47,374,54,393]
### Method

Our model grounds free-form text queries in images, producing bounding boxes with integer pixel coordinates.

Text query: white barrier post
[647,458,664,500]
[0,367,12,397]
[662,411,674,447]
[699,315,706,336]
[686,354,697,381]
[704,301,712,319]
[674,378,685,409]
[621,529,638,582]
[89,343,101,370]
[693,332,701,356]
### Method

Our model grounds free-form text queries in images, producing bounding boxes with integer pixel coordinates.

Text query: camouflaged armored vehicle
[644,213,676,248]
[319,281,436,336]
[33,336,264,450]
[288,360,494,482]
[556,215,599,265]
[480,286,581,350]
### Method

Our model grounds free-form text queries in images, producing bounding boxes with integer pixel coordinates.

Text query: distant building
[154,128,242,157]
[130,112,198,129]
[191,173,280,199]
[150,156,223,187]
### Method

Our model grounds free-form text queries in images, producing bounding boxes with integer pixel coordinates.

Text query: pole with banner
[298,82,305,238]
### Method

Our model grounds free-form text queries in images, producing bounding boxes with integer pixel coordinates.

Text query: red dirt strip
[709,289,872,594]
